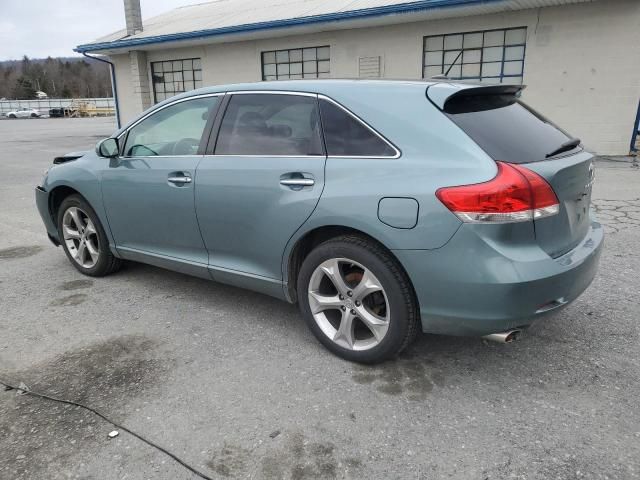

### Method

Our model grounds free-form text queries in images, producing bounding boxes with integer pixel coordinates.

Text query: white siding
[91,0,596,45]
[111,53,137,124]
[110,0,640,154]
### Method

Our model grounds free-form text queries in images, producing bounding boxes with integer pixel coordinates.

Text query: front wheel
[8,114,16,119]
[297,235,419,363]
[57,195,122,276]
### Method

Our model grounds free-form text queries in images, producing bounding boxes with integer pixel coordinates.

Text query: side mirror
[96,138,119,158]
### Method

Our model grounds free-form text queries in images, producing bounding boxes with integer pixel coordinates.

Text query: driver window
[124,96,219,157]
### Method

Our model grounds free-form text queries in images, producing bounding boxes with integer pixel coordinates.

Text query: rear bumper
[394,219,604,336]
[35,186,60,244]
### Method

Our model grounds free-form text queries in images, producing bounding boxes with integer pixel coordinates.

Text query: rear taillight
[436,162,559,223]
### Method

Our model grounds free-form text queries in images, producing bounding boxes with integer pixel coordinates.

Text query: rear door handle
[280,178,315,187]
[168,172,192,185]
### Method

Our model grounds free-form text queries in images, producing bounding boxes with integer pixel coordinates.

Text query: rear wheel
[297,235,419,363]
[30,113,38,118]
[57,195,122,276]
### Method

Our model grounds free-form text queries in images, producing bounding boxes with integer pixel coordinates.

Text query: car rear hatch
[522,153,594,257]
[429,83,594,258]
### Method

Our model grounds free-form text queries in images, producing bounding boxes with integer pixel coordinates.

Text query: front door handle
[168,173,192,185]
[280,178,314,187]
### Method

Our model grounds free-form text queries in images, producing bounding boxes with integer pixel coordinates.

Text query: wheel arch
[48,185,85,223]
[45,159,118,255]
[47,182,120,258]
[283,224,417,307]
[50,185,123,276]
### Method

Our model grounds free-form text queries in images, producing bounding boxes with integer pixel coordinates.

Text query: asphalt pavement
[1,117,639,479]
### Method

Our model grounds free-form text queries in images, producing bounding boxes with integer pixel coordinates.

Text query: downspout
[630,98,640,156]
[82,52,121,129]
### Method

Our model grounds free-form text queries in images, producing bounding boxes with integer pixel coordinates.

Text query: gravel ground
[1,117,639,480]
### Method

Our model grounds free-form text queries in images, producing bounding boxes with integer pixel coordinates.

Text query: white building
[76,0,640,155]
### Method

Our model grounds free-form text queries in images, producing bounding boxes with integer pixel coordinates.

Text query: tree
[0,65,18,98]
[21,55,32,77]
[12,76,36,99]
[0,56,112,99]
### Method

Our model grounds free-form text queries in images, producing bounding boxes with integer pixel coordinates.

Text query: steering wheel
[127,144,158,156]
[172,138,200,155]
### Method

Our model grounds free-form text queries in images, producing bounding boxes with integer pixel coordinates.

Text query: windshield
[444,94,576,164]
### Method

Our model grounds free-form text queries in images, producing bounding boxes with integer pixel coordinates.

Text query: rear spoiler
[426,83,526,111]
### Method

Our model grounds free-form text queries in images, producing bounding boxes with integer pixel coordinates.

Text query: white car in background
[6,108,42,119]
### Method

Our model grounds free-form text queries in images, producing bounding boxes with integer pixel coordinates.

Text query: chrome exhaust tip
[482,329,522,344]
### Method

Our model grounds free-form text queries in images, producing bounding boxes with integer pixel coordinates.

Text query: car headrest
[238,111,267,129]
[270,124,292,138]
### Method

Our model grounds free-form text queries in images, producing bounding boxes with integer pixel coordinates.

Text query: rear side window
[216,94,324,156]
[319,99,397,157]
[444,94,574,164]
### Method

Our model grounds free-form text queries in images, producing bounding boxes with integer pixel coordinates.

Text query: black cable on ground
[0,378,214,480]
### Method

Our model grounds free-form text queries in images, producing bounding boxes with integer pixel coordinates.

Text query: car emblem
[585,162,595,190]
[577,162,595,201]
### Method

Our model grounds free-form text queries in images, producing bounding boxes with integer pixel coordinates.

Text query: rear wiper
[546,138,581,158]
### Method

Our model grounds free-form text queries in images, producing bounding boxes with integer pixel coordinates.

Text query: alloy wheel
[308,258,390,351]
[62,207,100,269]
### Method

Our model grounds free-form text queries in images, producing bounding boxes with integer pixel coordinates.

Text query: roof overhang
[76,0,597,55]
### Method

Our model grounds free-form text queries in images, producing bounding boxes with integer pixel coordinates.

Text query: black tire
[57,194,122,277]
[30,113,37,118]
[8,114,16,119]
[297,235,419,363]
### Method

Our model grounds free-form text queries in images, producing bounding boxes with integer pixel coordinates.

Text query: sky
[0,0,198,60]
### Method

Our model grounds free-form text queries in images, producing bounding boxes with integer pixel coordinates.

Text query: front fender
[41,156,117,254]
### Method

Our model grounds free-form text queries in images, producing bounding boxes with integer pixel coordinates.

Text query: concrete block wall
[128,51,152,113]
[110,0,640,154]
[522,0,640,156]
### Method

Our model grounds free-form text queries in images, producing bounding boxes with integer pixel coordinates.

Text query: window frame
[206,91,400,159]
[422,27,527,84]
[151,57,203,103]
[211,91,326,157]
[317,95,401,159]
[117,93,224,158]
[261,46,331,81]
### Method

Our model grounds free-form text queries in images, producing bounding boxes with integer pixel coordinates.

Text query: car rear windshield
[444,93,575,164]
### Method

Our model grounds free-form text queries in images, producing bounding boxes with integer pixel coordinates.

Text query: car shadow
[103,260,603,400]
[115,260,308,333]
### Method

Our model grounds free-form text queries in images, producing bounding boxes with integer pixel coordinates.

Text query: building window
[151,58,203,103]
[423,27,526,84]
[261,46,330,81]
